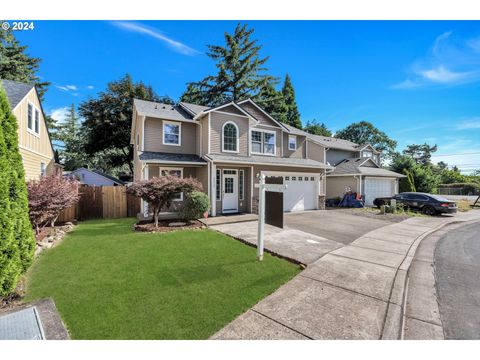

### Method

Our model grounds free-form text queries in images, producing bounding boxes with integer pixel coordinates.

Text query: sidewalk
[211,211,480,340]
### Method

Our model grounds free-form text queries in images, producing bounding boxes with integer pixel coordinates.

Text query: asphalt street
[435,221,480,339]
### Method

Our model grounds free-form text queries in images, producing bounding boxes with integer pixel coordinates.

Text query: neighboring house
[64,167,125,186]
[131,98,332,217]
[307,135,405,206]
[1,79,60,180]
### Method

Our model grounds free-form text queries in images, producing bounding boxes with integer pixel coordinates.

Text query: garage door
[364,178,395,206]
[264,172,319,212]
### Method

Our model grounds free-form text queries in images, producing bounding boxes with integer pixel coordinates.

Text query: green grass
[25,218,299,339]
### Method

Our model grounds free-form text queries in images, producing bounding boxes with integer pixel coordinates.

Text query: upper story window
[362,151,373,158]
[288,135,297,150]
[251,129,275,155]
[27,102,40,135]
[222,122,239,152]
[163,121,181,146]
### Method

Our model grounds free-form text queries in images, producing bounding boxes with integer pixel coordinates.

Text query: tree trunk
[154,208,159,228]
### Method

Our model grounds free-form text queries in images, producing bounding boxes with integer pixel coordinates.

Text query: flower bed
[133,220,205,233]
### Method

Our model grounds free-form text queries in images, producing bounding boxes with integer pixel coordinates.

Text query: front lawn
[25,219,299,339]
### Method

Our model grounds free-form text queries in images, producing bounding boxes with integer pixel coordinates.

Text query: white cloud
[456,118,480,130]
[86,85,94,90]
[113,21,199,56]
[55,84,78,92]
[49,107,69,123]
[393,31,480,89]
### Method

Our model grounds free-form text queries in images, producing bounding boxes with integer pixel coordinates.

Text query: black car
[373,192,457,215]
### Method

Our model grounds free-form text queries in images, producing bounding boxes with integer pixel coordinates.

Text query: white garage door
[364,178,395,206]
[264,172,319,212]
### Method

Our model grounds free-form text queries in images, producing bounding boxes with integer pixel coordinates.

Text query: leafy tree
[335,121,397,159]
[403,168,416,192]
[403,143,438,165]
[27,175,80,233]
[390,154,439,193]
[79,74,160,175]
[0,29,49,100]
[181,23,275,106]
[128,176,202,227]
[281,74,301,128]
[304,119,332,137]
[0,85,35,296]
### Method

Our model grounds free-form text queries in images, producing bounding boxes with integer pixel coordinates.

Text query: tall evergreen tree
[181,23,275,106]
[56,104,86,170]
[281,74,301,129]
[0,85,34,296]
[0,29,49,100]
[253,81,287,122]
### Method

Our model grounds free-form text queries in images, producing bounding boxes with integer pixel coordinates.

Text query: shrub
[128,176,202,227]
[27,175,80,234]
[0,86,35,297]
[180,191,211,221]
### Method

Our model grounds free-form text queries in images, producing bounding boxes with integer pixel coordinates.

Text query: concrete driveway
[284,210,393,245]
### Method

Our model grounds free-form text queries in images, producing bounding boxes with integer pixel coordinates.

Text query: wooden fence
[57,185,140,222]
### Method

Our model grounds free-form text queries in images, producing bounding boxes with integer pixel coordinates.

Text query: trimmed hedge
[0,86,35,297]
[180,191,211,221]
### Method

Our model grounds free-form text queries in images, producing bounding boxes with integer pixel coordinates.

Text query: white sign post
[255,174,287,261]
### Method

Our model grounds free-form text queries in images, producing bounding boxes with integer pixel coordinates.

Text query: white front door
[222,170,238,213]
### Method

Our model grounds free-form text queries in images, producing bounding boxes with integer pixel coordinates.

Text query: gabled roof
[236,98,286,129]
[307,134,359,151]
[196,101,255,121]
[328,157,405,178]
[66,167,125,185]
[133,99,194,122]
[356,143,380,154]
[1,79,35,109]
[178,102,210,116]
[282,123,308,136]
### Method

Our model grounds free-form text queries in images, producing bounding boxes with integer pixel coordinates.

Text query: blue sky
[13,20,480,173]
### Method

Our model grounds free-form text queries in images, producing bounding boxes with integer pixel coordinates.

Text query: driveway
[284,210,394,245]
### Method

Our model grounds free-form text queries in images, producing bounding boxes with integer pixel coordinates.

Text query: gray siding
[306,140,326,163]
[239,102,280,127]
[210,112,249,156]
[283,133,306,159]
[144,117,197,154]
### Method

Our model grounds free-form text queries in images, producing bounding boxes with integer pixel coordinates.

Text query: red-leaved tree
[127,176,202,227]
[27,175,80,234]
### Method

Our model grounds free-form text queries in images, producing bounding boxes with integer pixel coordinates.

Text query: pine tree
[180,83,207,105]
[181,23,275,106]
[0,29,49,100]
[56,104,85,170]
[281,74,302,129]
[0,85,34,296]
[253,81,287,122]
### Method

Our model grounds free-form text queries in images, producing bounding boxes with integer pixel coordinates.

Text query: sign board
[265,176,283,229]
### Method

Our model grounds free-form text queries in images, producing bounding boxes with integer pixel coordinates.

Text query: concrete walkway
[211,210,480,340]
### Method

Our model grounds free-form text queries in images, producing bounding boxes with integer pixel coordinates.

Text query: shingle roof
[91,170,125,185]
[205,153,330,168]
[134,99,194,121]
[1,79,34,109]
[139,151,207,164]
[178,102,210,115]
[281,123,308,136]
[329,158,405,177]
[308,134,359,151]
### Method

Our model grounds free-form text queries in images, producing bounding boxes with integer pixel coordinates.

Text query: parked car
[373,192,457,215]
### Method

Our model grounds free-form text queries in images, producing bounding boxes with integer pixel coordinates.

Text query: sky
[12,20,480,173]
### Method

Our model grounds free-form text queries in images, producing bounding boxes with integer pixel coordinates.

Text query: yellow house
[1,79,58,180]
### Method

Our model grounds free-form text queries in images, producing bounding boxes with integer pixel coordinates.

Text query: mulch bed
[133,219,205,233]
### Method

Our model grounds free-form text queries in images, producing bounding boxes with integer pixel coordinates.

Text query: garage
[263,171,320,212]
[364,177,396,206]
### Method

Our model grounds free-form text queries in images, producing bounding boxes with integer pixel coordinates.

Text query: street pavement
[435,221,480,339]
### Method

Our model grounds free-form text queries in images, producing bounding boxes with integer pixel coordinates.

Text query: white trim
[358,158,378,167]
[11,87,35,112]
[250,166,254,213]
[207,113,211,154]
[288,135,297,150]
[26,100,40,137]
[141,116,146,151]
[239,169,245,201]
[237,98,284,129]
[18,145,53,159]
[281,130,284,157]
[162,120,181,146]
[222,121,240,153]
[250,128,276,156]
[211,162,216,216]
[305,138,308,158]
[208,157,326,169]
[213,110,249,118]
[159,167,184,201]
[141,159,206,166]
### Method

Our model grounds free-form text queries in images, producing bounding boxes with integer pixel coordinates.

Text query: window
[288,135,297,150]
[251,130,276,155]
[27,102,40,135]
[216,169,221,200]
[285,176,290,181]
[362,151,373,158]
[239,170,244,200]
[292,176,296,181]
[40,162,46,177]
[222,122,238,152]
[298,177,303,181]
[160,168,183,200]
[163,121,181,145]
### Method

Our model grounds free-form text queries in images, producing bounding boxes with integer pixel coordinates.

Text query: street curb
[382,217,478,340]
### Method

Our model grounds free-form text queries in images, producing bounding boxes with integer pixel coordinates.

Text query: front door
[222,170,238,213]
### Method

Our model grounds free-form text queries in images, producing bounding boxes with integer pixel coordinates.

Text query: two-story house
[1,79,59,180]
[310,135,405,206]
[131,98,332,217]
